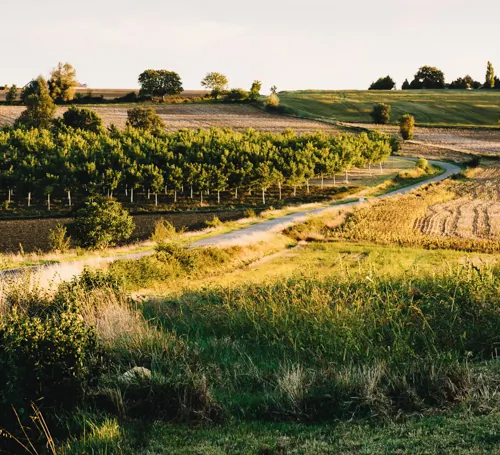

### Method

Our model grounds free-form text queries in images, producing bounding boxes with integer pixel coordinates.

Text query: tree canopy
[138,70,183,98]
[201,72,229,99]
[126,106,165,133]
[48,62,77,102]
[485,61,495,89]
[15,76,56,129]
[369,76,395,90]
[409,66,445,89]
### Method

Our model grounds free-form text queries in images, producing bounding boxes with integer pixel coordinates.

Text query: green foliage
[62,106,104,132]
[409,65,445,89]
[200,72,229,99]
[485,61,495,89]
[15,76,56,129]
[49,223,71,253]
[266,92,280,107]
[417,158,430,171]
[150,219,181,243]
[401,79,411,90]
[126,106,165,133]
[48,62,78,102]
[138,69,183,98]
[70,196,135,249]
[370,103,391,124]
[369,75,395,90]
[5,84,17,105]
[448,75,481,89]
[0,305,99,411]
[400,114,415,140]
[249,80,262,101]
[205,215,223,228]
[224,88,249,102]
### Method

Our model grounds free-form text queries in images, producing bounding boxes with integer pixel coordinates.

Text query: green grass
[278,90,500,127]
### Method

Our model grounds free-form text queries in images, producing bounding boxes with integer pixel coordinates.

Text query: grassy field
[279,90,500,127]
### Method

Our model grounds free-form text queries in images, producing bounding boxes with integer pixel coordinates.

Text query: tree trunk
[262,188,266,205]
[217,190,220,205]
[321,175,324,189]
[125,186,128,196]
[190,185,193,199]
[333,174,336,186]
[130,188,134,203]
[27,192,31,207]
[306,180,310,194]
[380,162,383,174]
[155,193,158,206]
[235,187,238,199]
[165,185,167,195]
[110,190,113,198]
[369,163,372,176]
[200,191,203,205]
[8,189,11,203]
[47,193,51,211]
[278,182,282,200]
[147,189,150,200]
[174,190,177,203]
[293,186,297,197]
[345,170,349,184]
[67,190,72,206]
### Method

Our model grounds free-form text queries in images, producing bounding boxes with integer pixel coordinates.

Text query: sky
[1,0,499,92]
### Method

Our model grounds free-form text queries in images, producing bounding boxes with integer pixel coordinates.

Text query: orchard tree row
[0,126,395,209]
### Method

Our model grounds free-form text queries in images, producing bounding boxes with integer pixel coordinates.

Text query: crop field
[0,103,338,133]
[279,89,500,127]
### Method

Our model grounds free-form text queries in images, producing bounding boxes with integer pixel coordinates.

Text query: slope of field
[279,90,500,127]
[0,103,338,132]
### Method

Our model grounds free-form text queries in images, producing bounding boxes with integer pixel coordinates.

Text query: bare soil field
[347,123,500,155]
[0,104,338,133]
[415,163,500,240]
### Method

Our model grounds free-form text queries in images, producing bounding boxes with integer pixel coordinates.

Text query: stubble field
[0,104,338,133]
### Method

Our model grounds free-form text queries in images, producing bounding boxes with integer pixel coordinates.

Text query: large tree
[448,75,481,89]
[409,66,445,89]
[369,76,396,90]
[200,72,228,99]
[15,76,56,129]
[485,61,495,89]
[138,70,183,98]
[48,62,77,102]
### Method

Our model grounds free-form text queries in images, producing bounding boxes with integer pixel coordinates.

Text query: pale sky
[1,0,498,91]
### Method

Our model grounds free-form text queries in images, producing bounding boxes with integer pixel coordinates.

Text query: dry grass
[0,104,338,133]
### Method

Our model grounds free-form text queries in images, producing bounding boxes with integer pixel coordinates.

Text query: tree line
[369,62,499,90]
[0,122,395,209]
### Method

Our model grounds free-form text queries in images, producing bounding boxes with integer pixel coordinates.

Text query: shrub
[126,106,165,133]
[70,197,135,250]
[0,306,99,411]
[400,114,415,140]
[49,223,71,253]
[266,92,280,107]
[243,208,257,218]
[417,158,431,172]
[224,88,249,103]
[61,106,104,133]
[370,103,391,124]
[205,216,223,228]
[150,219,182,243]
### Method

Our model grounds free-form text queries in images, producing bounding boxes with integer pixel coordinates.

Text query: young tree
[400,114,415,140]
[370,103,391,124]
[5,85,17,105]
[138,70,183,98]
[61,107,103,132]
[70,196,135,249]
[48,62,77,102]
[126,106,165,134]
[485,61,495,89]
[15,76,56,129]
[249,80,262,101]
[200,72,229,99]
[369,76,396,90]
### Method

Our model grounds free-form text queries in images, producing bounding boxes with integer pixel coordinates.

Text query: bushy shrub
[400,114,415,140]
[70,197,135,250]
[417,158,431,172]
[370,103,391,124]
[61,106,104,132]
[49,223,71,253]
[224,88,249,103]
[0,306,99,411]
[205,216,223,228]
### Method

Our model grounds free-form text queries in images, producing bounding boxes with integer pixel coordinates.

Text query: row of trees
[0,125,395,209]
[370,62,499,90]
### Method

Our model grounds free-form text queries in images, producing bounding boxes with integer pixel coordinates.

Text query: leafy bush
[400,114,415,140]
[0,306,99,411]
[61,106,104,132]
[49,223,71,253]
[205,216,223,228]
[369,76,396,90]
[224,88,249,102]
[370,103,391,124]
[417,158,431,172]
[70,197,135,250]
[151,219,181,243]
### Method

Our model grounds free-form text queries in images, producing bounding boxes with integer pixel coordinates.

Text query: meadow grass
[279,90,500,127]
